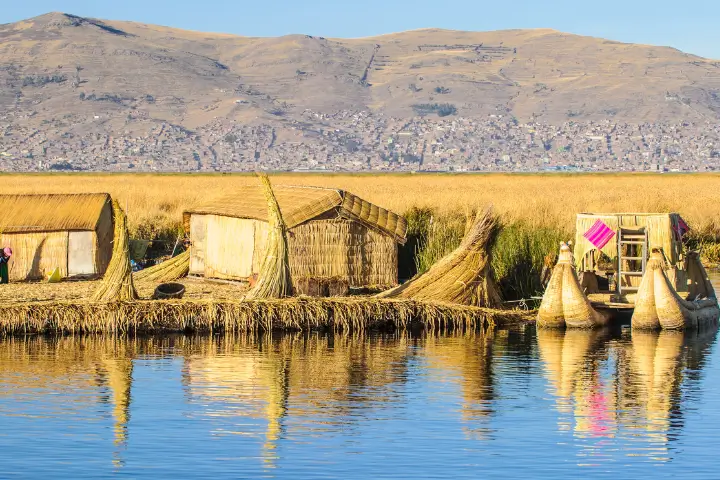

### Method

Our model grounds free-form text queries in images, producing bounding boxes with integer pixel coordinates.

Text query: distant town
[2,109,720,172]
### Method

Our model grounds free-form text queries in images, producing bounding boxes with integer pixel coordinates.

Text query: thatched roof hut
[183,185,407,289]
[0,193,113,281]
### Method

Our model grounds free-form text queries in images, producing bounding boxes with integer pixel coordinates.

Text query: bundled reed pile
[632,249,719,330]
[536,243,608,329]
[377,208,502,308]
[133,250,190,283]
[0,297,533,335]
[91,201,139,302]
[244,173,293,299]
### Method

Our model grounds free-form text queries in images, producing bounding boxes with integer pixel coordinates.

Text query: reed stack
[91,201,138,302]
[133,250,190,284]
[378,208,502,307]
[243,173,293,299]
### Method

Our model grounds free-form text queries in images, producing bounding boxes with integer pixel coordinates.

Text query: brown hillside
[2,11,720,128]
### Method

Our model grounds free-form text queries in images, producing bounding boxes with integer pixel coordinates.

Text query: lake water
[0,328,718,479]
[0,275,719,478]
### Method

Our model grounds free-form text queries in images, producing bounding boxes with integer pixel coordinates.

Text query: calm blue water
[0,325,718,479]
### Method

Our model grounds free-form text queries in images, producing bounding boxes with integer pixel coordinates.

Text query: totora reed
[378,208,501,308]
[0,298,533,334]
[0,179,536,335]
[133,250,190,284]
[243,173,293,300]
[91,200,139,302]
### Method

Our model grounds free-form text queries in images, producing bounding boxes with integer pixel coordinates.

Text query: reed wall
[2,231,69,281]
[190,216,399,288]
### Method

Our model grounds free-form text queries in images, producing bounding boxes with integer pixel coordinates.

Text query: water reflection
[181,333,412,467]
[0,326,715,477]
[537,326,718,462]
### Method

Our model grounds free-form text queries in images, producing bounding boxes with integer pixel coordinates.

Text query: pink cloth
[3,247,12,257]
[673,217,689,239]
[583,220,615,249]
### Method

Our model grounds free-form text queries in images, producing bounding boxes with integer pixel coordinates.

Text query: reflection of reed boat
[538,213,719,330]
[537,325,718,460]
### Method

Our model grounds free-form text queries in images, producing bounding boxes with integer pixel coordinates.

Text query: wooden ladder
[616,227,648,296]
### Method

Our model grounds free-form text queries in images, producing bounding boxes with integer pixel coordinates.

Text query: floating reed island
[0,175,532,335]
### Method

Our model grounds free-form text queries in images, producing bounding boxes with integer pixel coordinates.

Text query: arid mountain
[3,12,720,125]
[1,13,720,172]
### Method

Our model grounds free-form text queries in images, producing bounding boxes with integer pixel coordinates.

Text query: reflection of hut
[422,333,496,439]
[0,337,133,455]
[182,333,410,465]
[0,194,113,281]
[183,185,407,289]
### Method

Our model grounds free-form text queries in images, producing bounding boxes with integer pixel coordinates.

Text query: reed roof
[184,185,407,243]
[0,193,111,233]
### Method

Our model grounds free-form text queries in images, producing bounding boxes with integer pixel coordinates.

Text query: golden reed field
[3,173,720,240]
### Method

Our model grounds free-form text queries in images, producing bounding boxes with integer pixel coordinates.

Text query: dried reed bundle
[244,173,293,299]
[377,208,501,308]
[632,250,719,330]
[0,297,533,335]
[133,250,190,283]
[536,243,608,329]
[91,201,138,302]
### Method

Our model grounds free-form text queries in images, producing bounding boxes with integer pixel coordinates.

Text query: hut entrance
[68,231,96,276]
[616,227,648,296]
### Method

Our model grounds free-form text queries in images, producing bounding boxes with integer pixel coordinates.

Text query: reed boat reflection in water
[537,325,718,463]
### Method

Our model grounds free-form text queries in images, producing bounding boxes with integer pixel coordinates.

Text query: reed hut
[183,185,407,289]
[0,193,113,281]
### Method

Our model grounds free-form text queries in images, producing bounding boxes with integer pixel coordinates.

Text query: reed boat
[537,213,720,330]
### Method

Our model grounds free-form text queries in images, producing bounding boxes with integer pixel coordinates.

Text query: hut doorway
[68,231,96,275]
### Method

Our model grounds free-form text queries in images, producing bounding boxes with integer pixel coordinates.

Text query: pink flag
[584,219,615,249]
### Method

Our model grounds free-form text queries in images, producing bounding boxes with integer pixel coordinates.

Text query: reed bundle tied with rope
[632,249,719,330]
[133,250,190,284]
[243,173,293,300]
[91,201,139,302]
[377,208,501,308]
[536,242,608,329]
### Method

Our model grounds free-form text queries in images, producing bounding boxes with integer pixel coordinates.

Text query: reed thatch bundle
[0,297,533,335]
[536,242,609,329]
[377,208,501,308]
[133,250,190,283]
[632,249,719,330]
[244,173,293,299]
[91,201,138,302]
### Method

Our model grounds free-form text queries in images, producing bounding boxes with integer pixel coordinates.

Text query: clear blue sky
[3,0,719,59]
